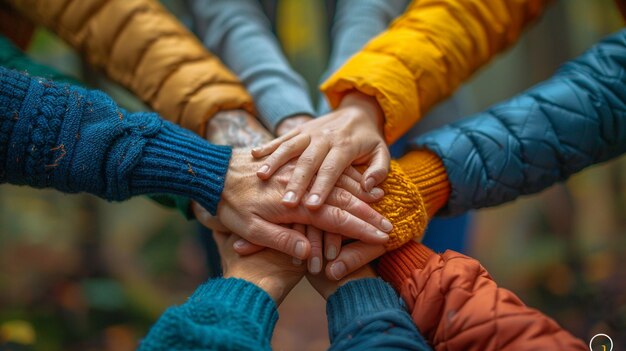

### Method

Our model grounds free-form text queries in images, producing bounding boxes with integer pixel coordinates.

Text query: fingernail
[330,262,347,280]
[283,191,297,203]
[364,177,376,191]
[376,230,390,240]
[252,147,261,154]
[381,218,393,232]
[233,239,246,250]
[258,164,269,174]
[309,257,321,274]
[293,257,303,266]
[370,187,384,198]
[294,240,307,259]
[306,194,320,206]
[326,245,337,260]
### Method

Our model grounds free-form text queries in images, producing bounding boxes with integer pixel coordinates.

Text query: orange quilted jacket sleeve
[321,0,552,143]
[378,241,587,351]
[5,0,254,135]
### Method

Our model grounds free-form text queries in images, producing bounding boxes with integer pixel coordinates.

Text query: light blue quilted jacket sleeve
[412,29,626,216]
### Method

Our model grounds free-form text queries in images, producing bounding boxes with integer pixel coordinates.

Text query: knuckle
[330,207,349,227]
[273,231,291,251]
[320,163,337,174]
[333,188,353,209]
[299,154,316,166]
[346,250,366,268]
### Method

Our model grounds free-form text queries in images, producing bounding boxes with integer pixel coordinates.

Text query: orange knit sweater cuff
[371,160,428,250]
[396,149,450,218]
[377,241,435,291]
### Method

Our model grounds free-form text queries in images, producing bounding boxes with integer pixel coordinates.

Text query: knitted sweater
[140,277,432,350]
[0,66,231,215]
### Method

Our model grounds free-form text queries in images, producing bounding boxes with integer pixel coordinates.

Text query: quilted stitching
[412,29,626,216]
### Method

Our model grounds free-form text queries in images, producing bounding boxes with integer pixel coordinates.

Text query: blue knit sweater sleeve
[139,278,277,350]
[187,0,315,133]
[0,66,231,215]
[327,278,431,351]
[412,29,626,216]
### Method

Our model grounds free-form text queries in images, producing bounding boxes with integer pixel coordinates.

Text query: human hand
[205,109,273,147]
[275,114,313,137]
[213,230,306,305]
[212,150,392,260]
[251,91,390,209]
[307,261,376,300]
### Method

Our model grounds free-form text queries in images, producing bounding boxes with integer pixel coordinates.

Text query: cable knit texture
[412,29,626,216]
[370,160,426,250]
[378,242,587,350]
[369,151,450,250]
[139,278,277,350]
[0,67,231,215]
[5,0,254,135]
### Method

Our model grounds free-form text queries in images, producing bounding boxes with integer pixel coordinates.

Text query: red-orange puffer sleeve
[321,0,552,144]
[377,241,587,351]
[4,0,254,135]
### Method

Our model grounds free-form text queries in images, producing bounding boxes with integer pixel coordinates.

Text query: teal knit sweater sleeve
[327,278,431,351]
[187,0,316,132]
[0,66,231,215]
[139,278,277,350]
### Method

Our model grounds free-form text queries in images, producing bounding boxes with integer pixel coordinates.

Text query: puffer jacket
[378,241,587,350]
[321,0,552,144]
[3,0,254,135]
[411,28,626,216]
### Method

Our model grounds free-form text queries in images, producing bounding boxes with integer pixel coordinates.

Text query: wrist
[339,91,384,135]
[275,114,314,136]
[226,270,292,305]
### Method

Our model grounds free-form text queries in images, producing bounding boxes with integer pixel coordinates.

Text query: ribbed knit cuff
[327,278,403,340]
[377,241,435,292]
[190,278,278,339]
[130,121,232,216]
[397,149,450,218]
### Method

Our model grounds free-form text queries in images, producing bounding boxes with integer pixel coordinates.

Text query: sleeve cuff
[130,120,232,216]
[190,278,278,338]
[320,51,420,144]
[326,278,404,340]
[397,149,450,218]
[377,241,435,291]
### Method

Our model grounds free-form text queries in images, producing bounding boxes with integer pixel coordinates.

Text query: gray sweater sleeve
[318,0,410,114]
[186,0,315,133]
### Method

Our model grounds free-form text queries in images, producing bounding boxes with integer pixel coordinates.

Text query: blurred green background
[0,1,625,350]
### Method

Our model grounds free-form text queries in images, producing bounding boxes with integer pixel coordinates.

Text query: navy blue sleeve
[412,29,626,216]
[327,278,431,351]
[0,67,232,214]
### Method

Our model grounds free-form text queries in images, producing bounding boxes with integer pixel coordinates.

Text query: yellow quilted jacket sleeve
[5,0,254,135]
[321,0,552,144]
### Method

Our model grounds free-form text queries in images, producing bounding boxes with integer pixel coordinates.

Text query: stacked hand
[253,91,390,208]
[196,110,392,264]
[213,226,375,306]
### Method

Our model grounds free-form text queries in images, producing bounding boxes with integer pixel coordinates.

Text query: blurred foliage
[0,1,624,350]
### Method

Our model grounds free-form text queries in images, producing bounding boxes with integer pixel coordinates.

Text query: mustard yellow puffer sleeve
[372,150,450,250]
[321,0,552,144]
[5,0,255,135]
